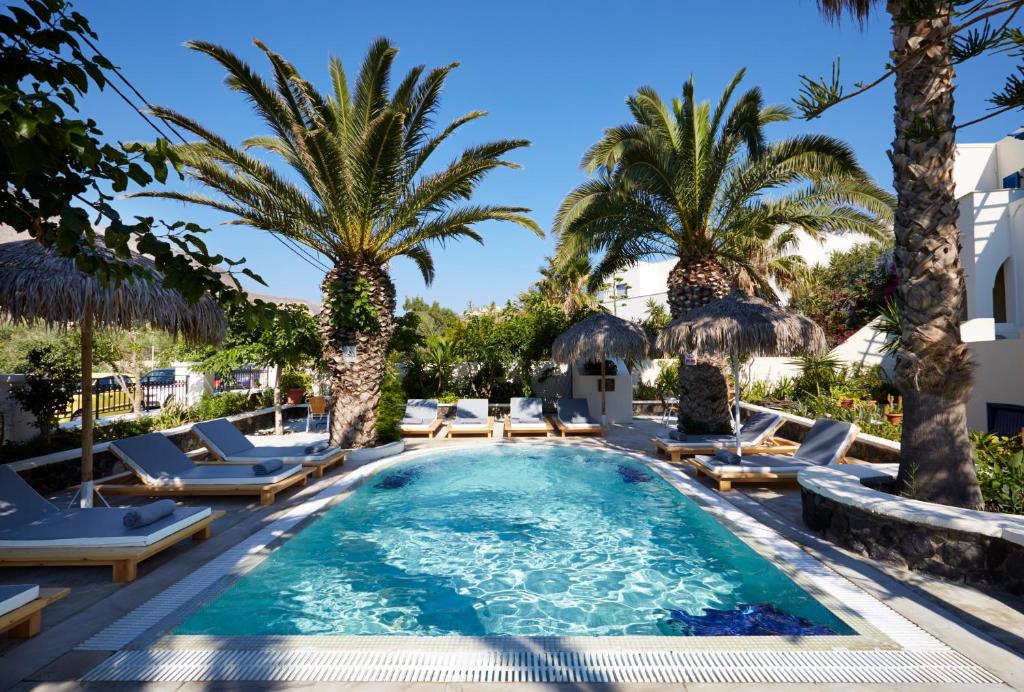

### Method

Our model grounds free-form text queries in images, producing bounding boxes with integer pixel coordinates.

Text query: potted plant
[831,386,855,410]
[280,371,311,405]
[884,394,903,425]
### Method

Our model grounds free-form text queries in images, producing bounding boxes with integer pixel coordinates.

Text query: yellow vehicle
[64,373,135,421]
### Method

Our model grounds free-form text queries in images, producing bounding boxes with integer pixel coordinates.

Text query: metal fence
[67,378,188,419]
[215,366,270,392]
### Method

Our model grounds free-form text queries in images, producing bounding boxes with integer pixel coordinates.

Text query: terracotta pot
[884,412,903,425]
[839,398,854,410]
[286,388,306,405]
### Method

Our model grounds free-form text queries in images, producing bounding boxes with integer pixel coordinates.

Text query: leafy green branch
[1,0,264,314]
[327,278,381,336]
[796,0,1024,133]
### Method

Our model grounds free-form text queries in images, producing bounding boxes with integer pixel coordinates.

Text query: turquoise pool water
[179,446,854,637]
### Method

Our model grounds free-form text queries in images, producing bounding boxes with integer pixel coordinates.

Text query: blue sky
[80,1,1020,311]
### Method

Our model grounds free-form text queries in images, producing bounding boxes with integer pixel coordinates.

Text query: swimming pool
[178,445,853,637]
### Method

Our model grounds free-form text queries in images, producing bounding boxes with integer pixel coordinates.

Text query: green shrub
[279,370,311,391]
[190,392,245,421]
[376,365,406,443]
[971,432,1024,514]
[634,360,679,401]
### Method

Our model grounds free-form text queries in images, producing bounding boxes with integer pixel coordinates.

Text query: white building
[598,233,871,321]
[955,133,1024,432]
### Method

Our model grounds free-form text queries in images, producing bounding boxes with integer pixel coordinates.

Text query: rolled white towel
[123,499,177,529]
[253,458,284,475]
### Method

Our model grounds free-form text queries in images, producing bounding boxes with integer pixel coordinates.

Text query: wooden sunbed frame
[98,466,312,506]
[652,435,800,463]
[690,441,857,492]
[549,415,603,437]
[0,511,223,583]
[300,452,345,478]
[446,416,494,438]
[504,417,554,438]
[0,587,69,638]
[401,417,444,439]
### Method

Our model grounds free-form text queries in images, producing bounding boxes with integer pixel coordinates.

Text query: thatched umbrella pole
[730,346,742,454]
[658,292,826,448]
[551,312,650,425]
[81,305,95,506]
[600,355,607,420]
[0,239,226,508]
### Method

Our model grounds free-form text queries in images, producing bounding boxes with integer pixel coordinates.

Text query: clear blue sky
[80,1,1020,311]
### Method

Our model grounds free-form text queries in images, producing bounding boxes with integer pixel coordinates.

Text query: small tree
[94,327,176,418]
[11,344,80,443]
[200,303,320,434]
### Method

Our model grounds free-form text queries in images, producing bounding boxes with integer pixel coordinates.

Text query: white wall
[598,258,674,322]
[600,231,877,320]
[966,337,1024,431]
[829,318,889,370]
[954,143,999,197]
[570,357,632,423]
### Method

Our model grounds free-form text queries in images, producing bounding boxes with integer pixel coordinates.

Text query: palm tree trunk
[888,0,982,508]
[667,254,733,434]
[320,258,396,449]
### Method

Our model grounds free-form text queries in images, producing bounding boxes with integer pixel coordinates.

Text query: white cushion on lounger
[694,454,818,475]
[0,506,212,548]
[140,464,302,487]
[656,412,783,449]
[111,432,303,486]
[194,419,342,465]
[400,421,435,431]
[216,445,341,465]
[451,420,488,428]
[0,585,39,616]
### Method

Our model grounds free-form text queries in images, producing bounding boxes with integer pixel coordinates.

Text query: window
[992,258,1015,325]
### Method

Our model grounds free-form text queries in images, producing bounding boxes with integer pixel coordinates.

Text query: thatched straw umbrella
[0,239,226,506]
[551,312,649,423]
[657,292,826,452]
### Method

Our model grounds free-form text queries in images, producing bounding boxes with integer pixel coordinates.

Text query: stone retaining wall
[801,487,1024,596]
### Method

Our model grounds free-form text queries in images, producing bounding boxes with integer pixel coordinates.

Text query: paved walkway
[1,418,1022,690]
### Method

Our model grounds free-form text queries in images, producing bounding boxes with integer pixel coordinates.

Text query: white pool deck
[1,417,1022,690]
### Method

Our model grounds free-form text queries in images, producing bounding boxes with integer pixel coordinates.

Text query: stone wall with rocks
[801,487,1024,596]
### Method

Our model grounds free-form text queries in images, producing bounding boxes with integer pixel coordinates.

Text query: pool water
[179,446,854,637]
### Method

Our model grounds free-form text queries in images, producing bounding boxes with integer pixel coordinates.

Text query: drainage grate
[82,647,1000,684]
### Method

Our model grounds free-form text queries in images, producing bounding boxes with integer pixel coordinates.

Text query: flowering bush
[790,243,897,348]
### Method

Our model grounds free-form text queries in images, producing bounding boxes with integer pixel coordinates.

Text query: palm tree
[536,254,602,317]
[422,335,456,393]
[554,69,893,433]
[816,1,983,508]
[133,38,540,448]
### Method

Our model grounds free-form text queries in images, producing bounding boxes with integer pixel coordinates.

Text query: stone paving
[1,417,1022,690]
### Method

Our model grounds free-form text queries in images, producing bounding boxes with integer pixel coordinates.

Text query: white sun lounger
[551,398,603,437]
[193,418,345,477]
[0,466,216,582]
[105,432,310,506]
[692,419,860,491]
[447,399,494,437]
[0,584,68,638]
[505,397,554,437]
[400,399,443,438]
[652,411,792,461]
